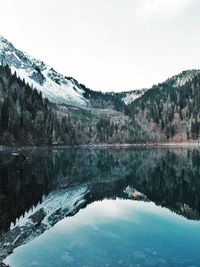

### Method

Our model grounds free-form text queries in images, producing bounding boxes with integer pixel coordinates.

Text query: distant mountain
[116,89,148,105]
[0,35,145,108]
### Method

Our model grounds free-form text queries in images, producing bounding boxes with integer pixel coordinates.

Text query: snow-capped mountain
[1,34,197,110]
[0,35,89,107]
[0,35,147,108]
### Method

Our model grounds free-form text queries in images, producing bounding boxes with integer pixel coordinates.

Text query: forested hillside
[127,70,200,142]
[1,63,200,145]
[0,64,79,145]
[0,64,143,145]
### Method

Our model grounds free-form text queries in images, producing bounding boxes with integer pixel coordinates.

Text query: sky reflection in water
[5,199,200,267]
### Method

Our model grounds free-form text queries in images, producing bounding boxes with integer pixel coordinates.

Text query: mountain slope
[0,35,145,109]
[1,35,200,144]
[0,64,143,145]
[0,35,89,107]
[0,64,82,145]
[127,69,200,141]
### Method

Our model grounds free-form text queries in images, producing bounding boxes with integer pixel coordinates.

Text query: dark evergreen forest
[0,64,200,145]
[0,64,78,145]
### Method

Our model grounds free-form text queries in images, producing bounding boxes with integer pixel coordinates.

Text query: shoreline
[0,142,199,151]
[80,142,199,147]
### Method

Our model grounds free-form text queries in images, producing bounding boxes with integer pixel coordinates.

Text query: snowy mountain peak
[0,35,88,107]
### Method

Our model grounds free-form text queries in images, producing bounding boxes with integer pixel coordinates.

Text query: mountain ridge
[0,35,89,106]
[1,34,200,112]
[1,34,200,144]
[0,35,147,109]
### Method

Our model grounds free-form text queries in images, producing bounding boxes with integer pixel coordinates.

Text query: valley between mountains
[0,35,200,146]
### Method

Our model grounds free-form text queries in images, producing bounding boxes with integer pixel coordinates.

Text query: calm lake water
[1,146,200,267]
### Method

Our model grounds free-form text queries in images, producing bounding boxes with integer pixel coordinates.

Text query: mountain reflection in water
[6,199,200,267]
[0,146,200,265]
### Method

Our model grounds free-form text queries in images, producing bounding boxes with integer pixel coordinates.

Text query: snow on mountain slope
[122,89,147,105]
[0,35,88,107]
[1,35,197,109]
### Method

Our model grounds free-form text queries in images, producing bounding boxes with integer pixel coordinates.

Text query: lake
[1,146,200,267]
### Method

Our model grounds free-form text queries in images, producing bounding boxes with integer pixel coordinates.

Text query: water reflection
[1,147,200,264]
[5,200,200,267]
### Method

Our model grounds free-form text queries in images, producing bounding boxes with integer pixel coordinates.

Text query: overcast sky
[0,0,199,91]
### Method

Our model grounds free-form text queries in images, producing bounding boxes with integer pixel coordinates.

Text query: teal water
[1,147,200,266]
[5,199,200,267]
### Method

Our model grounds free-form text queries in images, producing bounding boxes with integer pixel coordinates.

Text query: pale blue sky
[0,0,199,91]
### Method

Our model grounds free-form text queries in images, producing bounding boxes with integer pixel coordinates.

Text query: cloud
[134,0,194,21]
[0,0,14,14]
